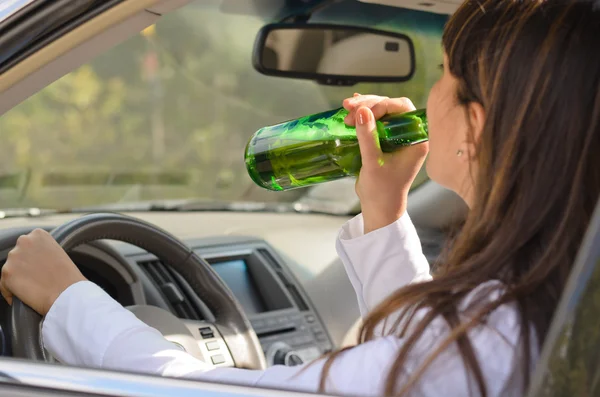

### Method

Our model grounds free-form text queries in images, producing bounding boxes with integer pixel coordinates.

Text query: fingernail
[357,108,371,125]
[357,111,365,125]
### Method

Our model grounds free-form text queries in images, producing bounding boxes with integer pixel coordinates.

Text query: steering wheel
[8,213,266,370]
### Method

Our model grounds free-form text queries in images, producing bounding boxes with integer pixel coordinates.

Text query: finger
[342,93,362,110]
[369,97,416,121]
[342,97,356,111]
[343,94,385,111]
[347,97,416,126]
[345,95,403,125]
[348,94,385,106]
[0,277,13,306]
[355,107,382,168]
[344,96,388,124]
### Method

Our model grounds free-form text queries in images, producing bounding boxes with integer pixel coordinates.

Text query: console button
[206,341,220,351]
[199,327,214,339]
[297,347,321,361]
[314,331,327,342]
[277,316,289,324]
[211,355,226,365]
[266,342,304,367]
[299,334,313,344]
[305,314,316,323]
[287,354,304,366]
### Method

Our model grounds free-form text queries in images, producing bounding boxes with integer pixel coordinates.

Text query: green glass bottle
[244,107,428,191]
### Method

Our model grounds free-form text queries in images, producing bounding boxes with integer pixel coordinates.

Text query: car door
[0,358,319,397]
[527,196,600,396]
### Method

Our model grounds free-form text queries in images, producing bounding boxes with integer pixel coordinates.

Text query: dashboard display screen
[212,260,266,314]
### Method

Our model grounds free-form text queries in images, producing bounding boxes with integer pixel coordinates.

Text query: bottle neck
[377,108,428,152]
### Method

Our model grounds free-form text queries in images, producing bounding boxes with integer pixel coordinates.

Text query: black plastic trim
[0,0,124,74]
[252,22,416,86]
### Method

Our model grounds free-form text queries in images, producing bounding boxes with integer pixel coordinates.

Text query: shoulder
[407,280,535,396]
[311,281,532,396]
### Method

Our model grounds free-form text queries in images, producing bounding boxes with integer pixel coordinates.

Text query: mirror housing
[252,23,416,86]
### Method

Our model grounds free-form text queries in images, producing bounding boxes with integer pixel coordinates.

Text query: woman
[2,0,599,396]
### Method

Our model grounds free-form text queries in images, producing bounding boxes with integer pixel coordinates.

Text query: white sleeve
[335,212,432,318]
[40,281,407,396]
[41,281,525,397]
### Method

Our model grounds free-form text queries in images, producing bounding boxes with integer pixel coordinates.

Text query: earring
[456,149,464,157]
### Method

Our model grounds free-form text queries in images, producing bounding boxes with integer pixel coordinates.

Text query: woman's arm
[41,280,408,397]
[42,279,524,397]
[41,202,431,373]
[336,212,432,319]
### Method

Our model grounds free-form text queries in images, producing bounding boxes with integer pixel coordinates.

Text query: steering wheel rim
[9,212,266,370]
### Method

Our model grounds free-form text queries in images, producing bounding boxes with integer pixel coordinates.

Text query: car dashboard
[0,210,445,367]
[0,211,358,366]
[128,235,333,364]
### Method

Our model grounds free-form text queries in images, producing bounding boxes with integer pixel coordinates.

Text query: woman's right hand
[343,94,429,234]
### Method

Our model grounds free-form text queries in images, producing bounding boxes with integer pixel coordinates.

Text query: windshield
[0,0,445,211]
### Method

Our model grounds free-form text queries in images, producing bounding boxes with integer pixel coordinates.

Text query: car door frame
[527,196,600,396]
[0,358,319,397]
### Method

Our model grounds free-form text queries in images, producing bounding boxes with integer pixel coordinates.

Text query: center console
[134,237,333,367]
[200,242,333,365]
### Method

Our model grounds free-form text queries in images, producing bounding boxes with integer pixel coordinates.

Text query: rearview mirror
[252,23,415,86]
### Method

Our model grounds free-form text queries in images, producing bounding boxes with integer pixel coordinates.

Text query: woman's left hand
[0,229,86,315]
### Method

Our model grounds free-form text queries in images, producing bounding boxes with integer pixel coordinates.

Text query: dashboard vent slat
[138,259,202,321]
[258,248,282,269]
[145,261,167,283]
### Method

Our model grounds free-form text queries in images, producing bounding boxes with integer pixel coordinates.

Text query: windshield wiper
[70,198,351,216]
[71,199,297,214]
[175,199,352,216]
[70,196,354,216]
[0,207,59,219]
[175,200,296,213]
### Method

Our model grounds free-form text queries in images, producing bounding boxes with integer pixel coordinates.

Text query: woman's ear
[466,101,485,158]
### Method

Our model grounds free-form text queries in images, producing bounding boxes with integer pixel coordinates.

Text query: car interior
[0,0,598,396]
[0,0,464,365]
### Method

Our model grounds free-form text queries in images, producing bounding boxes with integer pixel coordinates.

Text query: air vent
[258,248,282,269]
[285,284,309,311]
[138,259,202,320]
[258,248,309,311]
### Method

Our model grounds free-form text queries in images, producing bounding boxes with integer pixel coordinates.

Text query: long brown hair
[320,0,600,395]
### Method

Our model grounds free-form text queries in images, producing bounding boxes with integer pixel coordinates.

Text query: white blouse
[42,213,531,396]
